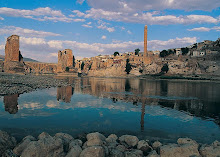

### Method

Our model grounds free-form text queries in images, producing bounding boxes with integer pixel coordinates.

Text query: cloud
[127,30,132,34]
[0,26,61,37]
[96,21,115,32]
[87,0,220,12]
[6,36,196,62]
[82,22,93,28]
[101,35,107,40]
[188,26,220,32]
[0,7,85,23]
[73,8,219,25]
[77,0,85,4]
[0,45,4,50]
[0,17,4,20]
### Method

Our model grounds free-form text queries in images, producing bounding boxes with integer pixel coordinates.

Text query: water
[0,77,220,143]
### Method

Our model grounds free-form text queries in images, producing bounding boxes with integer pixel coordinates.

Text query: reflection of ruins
[4,94,19,114]
[57,86,74,103]
[64,77,220,127]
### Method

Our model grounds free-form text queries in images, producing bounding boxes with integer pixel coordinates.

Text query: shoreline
[0,130,219,157]
[1,72,220,96]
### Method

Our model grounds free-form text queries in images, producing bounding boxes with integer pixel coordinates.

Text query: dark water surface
[0,77,220,143]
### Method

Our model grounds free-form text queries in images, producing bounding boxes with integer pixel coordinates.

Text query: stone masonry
[4,35,24,73]
[57,49,74,73]
[144,25,148,57]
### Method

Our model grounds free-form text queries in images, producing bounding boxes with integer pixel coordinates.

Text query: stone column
[144,25,148,57]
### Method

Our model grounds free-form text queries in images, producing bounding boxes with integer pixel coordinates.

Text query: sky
[0,0,219,62]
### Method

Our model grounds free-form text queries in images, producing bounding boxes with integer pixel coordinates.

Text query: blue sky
[0,0,219,62]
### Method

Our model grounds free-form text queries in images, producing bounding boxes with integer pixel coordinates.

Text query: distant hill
[0,55,38,62]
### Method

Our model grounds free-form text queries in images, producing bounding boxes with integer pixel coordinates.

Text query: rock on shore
[0,130,220,157]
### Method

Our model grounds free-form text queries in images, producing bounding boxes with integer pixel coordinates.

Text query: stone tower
[57,49,74,72]
[4,35,24,73]
[5,35,20,62]
[144,25,147,57]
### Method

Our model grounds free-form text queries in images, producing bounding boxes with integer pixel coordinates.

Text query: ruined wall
[5,35,20,62]
[4,94,19,114]
[4,35,24,73]
[57,49,74,73]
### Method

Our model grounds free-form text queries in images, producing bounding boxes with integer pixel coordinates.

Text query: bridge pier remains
[4,35,24,73]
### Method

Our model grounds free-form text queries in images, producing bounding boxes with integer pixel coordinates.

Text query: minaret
[144,25,147,57]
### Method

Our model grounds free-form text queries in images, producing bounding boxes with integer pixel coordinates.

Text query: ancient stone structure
[144,25,148,57]
[57,49,74,73]
[4,35,24,73]
[24,62,57,74]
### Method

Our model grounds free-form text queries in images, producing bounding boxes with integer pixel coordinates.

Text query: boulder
[20,132,65,157]
[177,138,199,148]
[146,150,159,157]
[80,146,105,157]
[152,141,162,150]
[124,149,143,157]
[66,145,82,157]
[2,149,18,157]
[159,143,200,157]
[199,140,220,157]
[119,135,139,147]
[69,139,83,150]
[116,145,127,152]
[0,130,17,155]
[109,149,124,157]
[106,134,118,143]
[13,135,36,156]
[86,132,106,147]
[55,133,74,152]
[137,140,152,154]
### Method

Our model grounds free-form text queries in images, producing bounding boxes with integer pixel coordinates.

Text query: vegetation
[125,59,132,74]
[81,62,85,70]
[65,67,69,72]
[73,56,75,67]
[161,63,169,73]
[135,48,140,55]
[139,69,143,73]
[114,52,119,56]
[160,49,175,57]
[181,47,189,55]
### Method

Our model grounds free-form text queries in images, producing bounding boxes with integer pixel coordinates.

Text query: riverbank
[0,72,72,95]
[0,130,219,157]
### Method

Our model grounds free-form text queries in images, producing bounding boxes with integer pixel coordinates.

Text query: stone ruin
[4,35,24,73]
[57,49,75,73]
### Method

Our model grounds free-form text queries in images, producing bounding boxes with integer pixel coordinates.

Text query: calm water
[0,77,220,143]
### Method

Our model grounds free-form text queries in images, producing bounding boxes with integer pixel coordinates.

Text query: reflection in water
[57,86,74,103]
[4,94,19,114]
[1,77,220,143]
[140,99,146,132]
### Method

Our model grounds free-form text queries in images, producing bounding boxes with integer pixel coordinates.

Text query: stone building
[4,35,24,73]
[57,49,74,73]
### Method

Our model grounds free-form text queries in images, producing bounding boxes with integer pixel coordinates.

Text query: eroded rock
[0,130,17,155]
[119,135,139,147]
[80,146,105,157]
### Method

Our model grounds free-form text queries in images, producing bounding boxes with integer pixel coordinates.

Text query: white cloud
[127,30,132,34]
[73,8,219,25]
[188,26,220,32]
[82,24,92,28]
[12,36,197,62]
[0,17,4,20]
[77,0,85,4]
[0,44,4,50]
[0,7,85,23]
[0,26,61,37]
[101,35,107,40]
[87,0,220,12]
